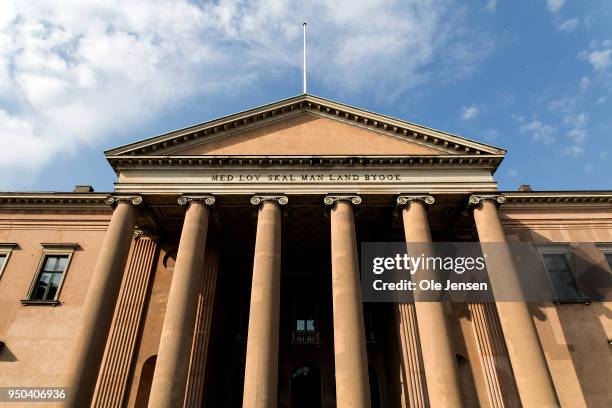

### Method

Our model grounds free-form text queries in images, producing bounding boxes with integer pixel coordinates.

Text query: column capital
[177,195,215,206]
[468,194,506,207]
[250,195,288,206]
[133,228,160,240]
[105,195,143,207]
[323,195,362,206]
[396,195,435,207]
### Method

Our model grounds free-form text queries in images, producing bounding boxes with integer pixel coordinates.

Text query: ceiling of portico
[143,193,478,274]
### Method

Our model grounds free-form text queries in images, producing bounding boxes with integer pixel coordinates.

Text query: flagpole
[303,22,307,94]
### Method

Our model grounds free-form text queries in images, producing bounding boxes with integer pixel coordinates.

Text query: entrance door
[290,366,321,408]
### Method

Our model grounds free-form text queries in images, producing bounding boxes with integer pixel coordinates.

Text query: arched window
[135,355,157,407]
[163,249,177,272]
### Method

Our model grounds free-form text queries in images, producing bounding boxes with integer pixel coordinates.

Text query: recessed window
[296,319,316,332]
[605,253,612,271]
[31,255,69,301]
[291,299,320,345]
[597,244,612,271]
[0,243,16,279]
[163,249,177,273]
[540,252,583,302]
[22,244,77,305]
[294,300,317,333]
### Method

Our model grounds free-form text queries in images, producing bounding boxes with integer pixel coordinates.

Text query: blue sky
[0,0,611,192]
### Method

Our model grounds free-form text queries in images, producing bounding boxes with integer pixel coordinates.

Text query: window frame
[536,243,587,303]
[596,243,612,270]
[22,243,78,306]
[0,243,16,280]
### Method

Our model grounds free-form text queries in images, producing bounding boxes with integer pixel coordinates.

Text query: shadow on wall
[456,354,479,407]
[0,342,17,362]
[516,228,612,407]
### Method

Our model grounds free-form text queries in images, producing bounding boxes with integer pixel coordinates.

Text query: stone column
[148,195,215,408]
[184,247,221,408]
[324,195,371,408]
[63,195,141,408]
[397,195,463,408]
[92,230,158,408]
[395,302,428,408]
[242,195,287,408]
[470,194,559,408]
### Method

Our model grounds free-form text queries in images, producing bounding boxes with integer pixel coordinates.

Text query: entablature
[501,191,612,208]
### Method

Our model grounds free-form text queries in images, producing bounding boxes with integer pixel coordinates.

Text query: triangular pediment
[168,113,445,156]
[106,94,505,158]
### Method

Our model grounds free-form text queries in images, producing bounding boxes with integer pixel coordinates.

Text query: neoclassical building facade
[0,94,610,407]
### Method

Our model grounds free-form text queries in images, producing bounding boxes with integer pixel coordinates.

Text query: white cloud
[0,0,493,185]
[561,112,589,155]
[519,120,556,144]
[532,92,591,156]
[548,96,575,113]
[562,146,584,156]
[486,0,497,12]
[461,105,480,120]
[563,112,588,129]
[595,96,608,105]
[588,49,612,71]
[547,0,565,13]
[559,18,579,33]
[580,76,590,90]
[0,109,47,168]
[482,129,499,141]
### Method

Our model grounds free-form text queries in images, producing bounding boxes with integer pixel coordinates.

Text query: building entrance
[290,366,321,408]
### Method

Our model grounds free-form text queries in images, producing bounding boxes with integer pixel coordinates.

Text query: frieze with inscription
[210,172,402,183]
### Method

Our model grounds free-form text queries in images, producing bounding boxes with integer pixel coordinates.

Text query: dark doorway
[290,365,321,408]
[369,365,381,408]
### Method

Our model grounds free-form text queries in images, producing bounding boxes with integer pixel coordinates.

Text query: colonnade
[62,193,559,408]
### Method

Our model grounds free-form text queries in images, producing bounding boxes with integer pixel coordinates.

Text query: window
[0,254,7,274]
[31,255,69,301]
[291,299,320,345]
[597,244,612,271]
[0,243,16,279]
[606,253,612,271]
[296,319,316,332]
[23,244,76,305]
[539,249,584,302]
[294,301,317,332]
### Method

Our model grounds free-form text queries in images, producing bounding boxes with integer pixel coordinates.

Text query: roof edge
[105,93,506,157]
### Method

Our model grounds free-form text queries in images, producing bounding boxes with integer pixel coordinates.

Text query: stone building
[0,94,610,407]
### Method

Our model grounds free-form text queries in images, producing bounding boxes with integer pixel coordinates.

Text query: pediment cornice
[107,153,504,172]
[105,94,506,160]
